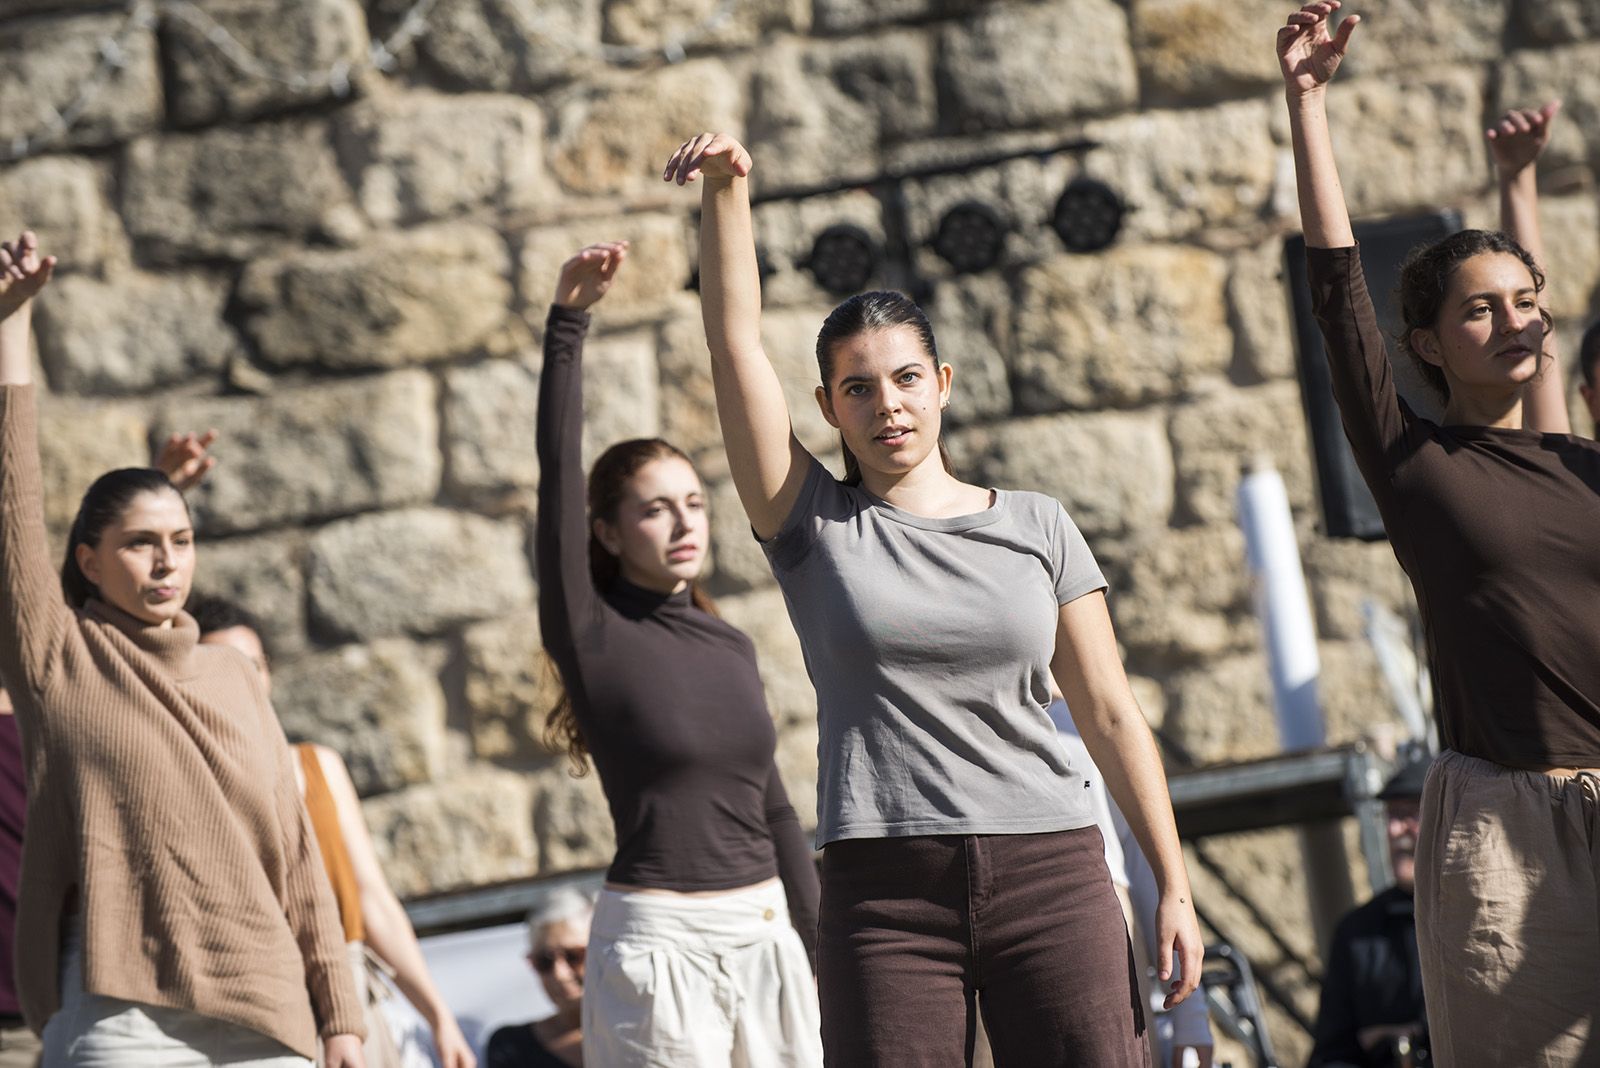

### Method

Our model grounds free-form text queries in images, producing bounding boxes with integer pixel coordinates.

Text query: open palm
[554,241,628,311]
[0,231,56,323]
[1277,2,1360,95]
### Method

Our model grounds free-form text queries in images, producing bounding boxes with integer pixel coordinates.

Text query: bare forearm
[700,177,763,359]
[1499,166,1544,269]
[0,309,31,385]
[1076,703,1189,896]
[1288,90,1355,249]
[362,889,455,1030]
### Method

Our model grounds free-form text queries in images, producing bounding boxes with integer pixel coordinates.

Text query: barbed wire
[2,0,738,165]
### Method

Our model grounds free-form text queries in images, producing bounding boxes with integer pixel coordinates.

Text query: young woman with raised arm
[534,242,822,1067]
[1278,5,1600,1063]
[664,133,1202,1066]
[0,231,366,1065]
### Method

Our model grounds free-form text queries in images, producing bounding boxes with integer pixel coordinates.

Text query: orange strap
[298,744,364,944]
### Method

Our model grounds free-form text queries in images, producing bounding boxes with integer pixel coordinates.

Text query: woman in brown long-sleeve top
[1278,6,1600,1064]
[0,230,366,1066]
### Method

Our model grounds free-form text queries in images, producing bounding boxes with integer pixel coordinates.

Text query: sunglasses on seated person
[532,946,586,974]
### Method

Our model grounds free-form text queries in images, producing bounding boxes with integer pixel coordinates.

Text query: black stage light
[932,200,1007,274]
[1051,177,1124,253]
[806,224,879,295]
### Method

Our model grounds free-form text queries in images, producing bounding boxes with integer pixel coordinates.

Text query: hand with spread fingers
[554,241,629,311]
[662,132,753,186]
[1277,0,1360,96]
[1488,100,1562,178]
[153,430,220,492]
[0,230,56,326]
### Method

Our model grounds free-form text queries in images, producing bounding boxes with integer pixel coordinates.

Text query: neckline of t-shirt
[858,485,1007,532]
[1440,422,1595,448]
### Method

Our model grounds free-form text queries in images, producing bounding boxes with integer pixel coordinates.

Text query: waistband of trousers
[1435,749,1600,799]
[591,878,790,949]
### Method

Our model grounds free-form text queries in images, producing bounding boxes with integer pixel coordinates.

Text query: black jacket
[1307,886,1427,1067]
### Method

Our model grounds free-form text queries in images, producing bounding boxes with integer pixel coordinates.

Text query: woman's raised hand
[662,133,752,187]
[0,231,56,324]
[1488,101,1562,177]
[1277,1,1360,96]
[153,429,220,492]
[554,241,628,311]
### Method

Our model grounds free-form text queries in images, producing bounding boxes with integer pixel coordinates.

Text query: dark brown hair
[61,468,187,609]
[1397,229,1554,400]
[815,291,955,486]
[1579,320,1600,389]
[544,438,718,775]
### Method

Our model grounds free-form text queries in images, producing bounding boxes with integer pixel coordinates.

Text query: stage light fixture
[931,200,1007,274]
[1051,177,1124,254]
[806,224,879,295]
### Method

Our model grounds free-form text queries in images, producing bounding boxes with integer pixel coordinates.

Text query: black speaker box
[1284,211,1461,540]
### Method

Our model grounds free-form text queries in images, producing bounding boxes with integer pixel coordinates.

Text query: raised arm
[1489,101,1571,434]
[1052,591,1201,1010]
[315,744,476,1068]
[0,232,70,697]
[535,244,626,655]
[664,134,812,539]
[1279,3,1359,249]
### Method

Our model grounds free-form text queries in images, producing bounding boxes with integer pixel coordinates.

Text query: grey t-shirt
[761,456,1109,846]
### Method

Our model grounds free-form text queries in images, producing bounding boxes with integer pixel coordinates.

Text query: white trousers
[40,920,310,1067]
[583,880,822,1067]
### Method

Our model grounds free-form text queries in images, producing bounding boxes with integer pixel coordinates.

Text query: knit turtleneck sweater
[0,384,363,1056]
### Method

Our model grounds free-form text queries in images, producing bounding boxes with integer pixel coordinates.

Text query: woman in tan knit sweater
[0,230,367,1065]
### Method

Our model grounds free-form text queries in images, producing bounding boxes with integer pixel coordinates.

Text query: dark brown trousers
[818,827,1149,1067]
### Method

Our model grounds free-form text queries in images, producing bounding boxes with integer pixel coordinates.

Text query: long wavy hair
[544,438,718,775]
[815,291,956,486]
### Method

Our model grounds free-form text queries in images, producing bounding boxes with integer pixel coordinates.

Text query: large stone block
[603,0,809,49]
[363,770,538,897]
[1130,0,1285,104]
[163,0,369,125]
[1498,46,1600,172]
[546,60,742,199]
[937,1,1137,133]
[0,12,162,153]
[580,331,662,473]
[1168,381,1313,527]
[273,639,448,795]
[1319,639,1408,747]
[36,395,149,536]
[706,475,774,595]
[530,764,616,873]
[1334,0,1506,76]
[123,122,362,260]
[1288,70,1485,218]
[33,271,240,394]
[239,225,511,370]
[762,306,845,458]
[747,34,936,192]
[1228,239,1297,383]
[948,409,1175,542]
[369,0,599,93]
[1164,652,1275,765]
[717,585,815,728]
[443,356,542,499]
[1534,195,1600,320]
[1112,524,1254,669]
[1516,0,1600,42]
[1081,99,1277,241]
[461,610,564,761]
[155,370,440,534]
[1301,537,1414,643]
[340,92,544,226]
[520,214,690,329]
[1012,246,1232,411]
[655,296,725,463]
[773,717,819,831]
[0,155,121,272]
[926,275,1014,426]
[307,508,535,641]
[193,531,308,657]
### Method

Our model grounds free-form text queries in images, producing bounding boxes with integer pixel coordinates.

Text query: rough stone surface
[1302,537,1413,644]
[520,214,690,329]
[1082,99,1277,242]
[1012,246,1232,411]
[371,0,600,93]
[937,1,1137,133]
[706,474,774,595]
[461,610,564,762]
[1114,524,1254,669]
[949,410,1174,542]
[656,297,725,462]
[1498,46,1600,172]
[773,717,820,830]
[579,331,663,472]
[363,770,538,898]
[602,0,810,49]
[35,395,149,536]
[193,531,309,656]
[0,12,162,152]
[925,274,1013,426]
[308,508,536,642]
[1168,381,1313,526]
[0,156,120,272]
[1130,0,1285,104]
[530,765,616,872]
[1535,195,1600,319]
[240,225,511,370]
[155,371,440,534]
[761,306,844,458]
[1165,653,1274,765]
[545,60,742,199]
[1517,0,1600,43]
[163,0,369,125]
[1228,239,1298,383]
[748,34,937,191]
[122,122,363,260]
[34,271,241,394]
[273,638,449,795]
[339,91,544,226]
[718,585,815,727]
[444,356,542,499]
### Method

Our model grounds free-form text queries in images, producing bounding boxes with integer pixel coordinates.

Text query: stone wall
[6,0,1599,1058]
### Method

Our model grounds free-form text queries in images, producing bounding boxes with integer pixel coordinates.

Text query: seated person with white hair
[487,889,593,1068]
